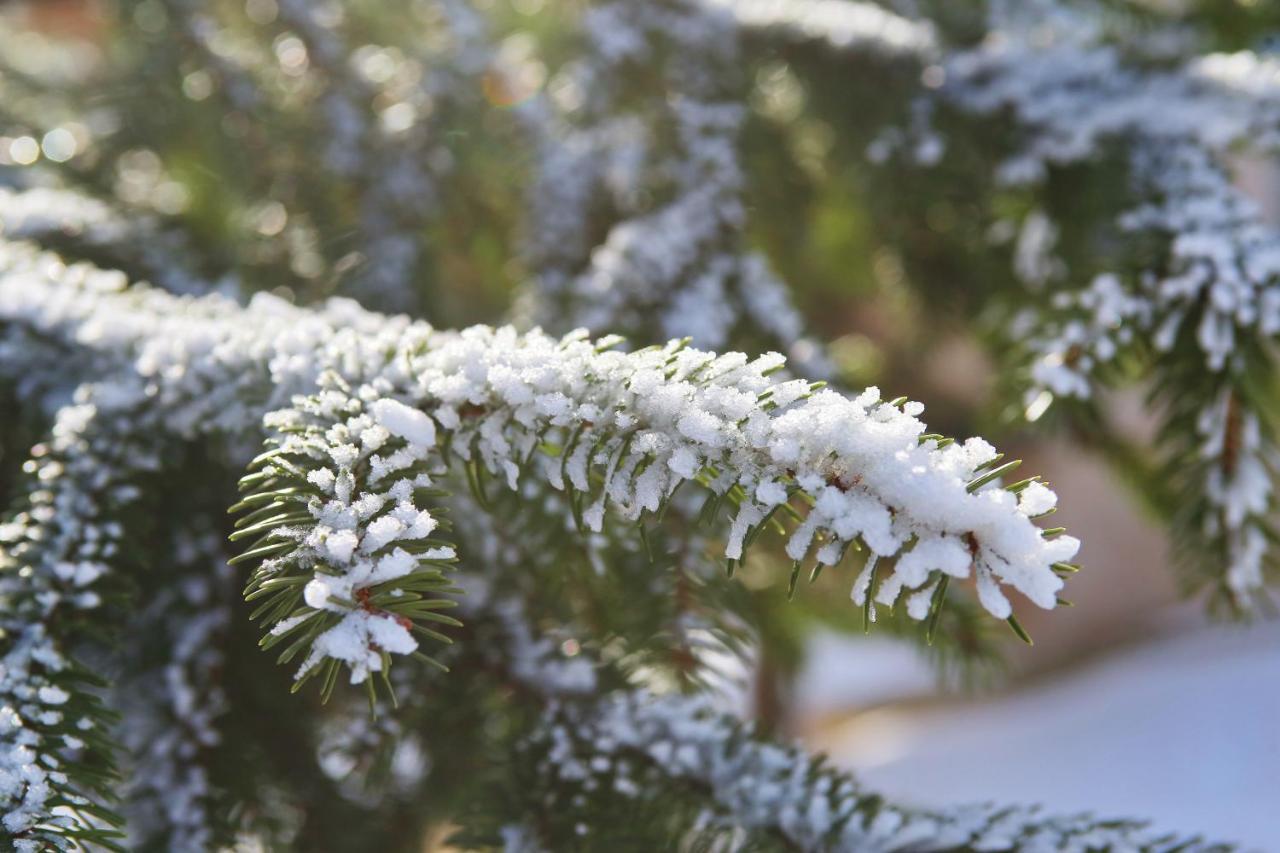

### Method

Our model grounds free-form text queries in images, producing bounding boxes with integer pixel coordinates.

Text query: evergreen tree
[0,0,1274,849]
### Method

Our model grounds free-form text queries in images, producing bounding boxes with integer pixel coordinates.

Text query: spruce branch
[928,24,1280,608]
[114,528,234,852]
[2,243,1071,693]
[0,384,161,850]
[721,0,1280,607]
[231,316,1076,690]
[454,589,1229,852]
[491,689,1232,852]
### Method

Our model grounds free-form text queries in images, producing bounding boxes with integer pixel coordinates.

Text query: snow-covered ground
[805,621,1280,849]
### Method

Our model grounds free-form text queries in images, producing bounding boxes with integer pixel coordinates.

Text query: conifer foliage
[0,0,1273,849]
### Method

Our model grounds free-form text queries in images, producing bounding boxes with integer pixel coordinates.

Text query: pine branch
[231,316,1074,690]
[114,526,235,851]
[454,588,1230,851]
[927,19,1280,608]
[0,186,214,296]
[2,244,1072,698]
[0,385,161,850]
[728,0,1280,608]
[490,688,1233,852]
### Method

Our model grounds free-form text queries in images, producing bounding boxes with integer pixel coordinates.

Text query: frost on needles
[0,242,1108,850]
[234,321,1078,692]
[723,0,1280,610]
[930,21,1280,608]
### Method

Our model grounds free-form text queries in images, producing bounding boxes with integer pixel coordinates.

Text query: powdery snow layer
[471,589,1231,851]
[252,321,1080,681]
[516,687,1231,851]
[714,0,936,57]
[751,0,1280,606]
[253,315,1078,682]
[0,239,1077,671]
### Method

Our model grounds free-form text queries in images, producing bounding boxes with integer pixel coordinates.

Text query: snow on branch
[926,22,1280,605]
[0,384,157,850]
[0,186,217,295]
[513,689,1230,852]
[0,238,391,438]
[708,0,937,58]
[723,0,1280,604]
[236,319,1076,691]
[0,240,1074,689]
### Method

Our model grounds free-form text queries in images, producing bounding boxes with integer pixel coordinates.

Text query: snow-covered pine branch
[715,0,1280,607]
[452,586,1226,852]
[0,186,217,296]
[502,690,1230,852]
[0,240,1078,652]
[235,315,1078,690]
[926,15,1280,607]
[0,384,156,851]
[0,240,1076,844]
